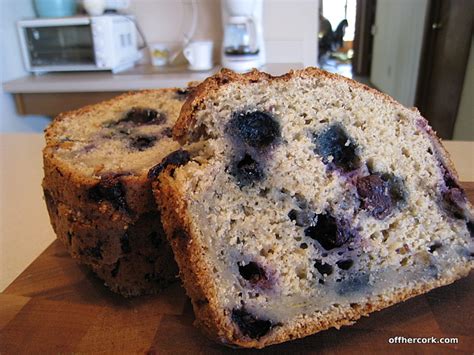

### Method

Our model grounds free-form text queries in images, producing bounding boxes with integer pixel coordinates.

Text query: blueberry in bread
[43,89,192,297]
[153,69,474,347]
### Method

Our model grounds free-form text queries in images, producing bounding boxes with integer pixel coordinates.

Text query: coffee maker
[221,0,265,72]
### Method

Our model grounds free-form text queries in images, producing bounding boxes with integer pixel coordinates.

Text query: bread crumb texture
[156,68,474,348]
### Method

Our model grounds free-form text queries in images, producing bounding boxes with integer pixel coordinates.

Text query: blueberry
[442,188,467,220]
[88,174,129,212]
[81,242,103,260]
[120,232,131,254]
[229,153,265,187]
[175,88,192,100]
[314,260,333,276]
[336,259,354,270]
[304,214,353,250]
[129,135,157,151]
[436,161,469,220]
[337,273,370,295]
[67,231,73,245]
[238,262,267,284]
[231,308,273,339]
[467,221,474,238]
[428,242,442,253]
[356,175,392,219]
[121,108,166,126]
[382,173,407,206]
[161,127,173,138]
[441,164,460,189]
[111,260,120,278]
[228,111,281,149]
[288,209,316,227]
[313,124,361,172]
[144,273,160,283]
[147,149,191,179]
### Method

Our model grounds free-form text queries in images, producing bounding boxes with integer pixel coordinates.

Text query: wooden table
[0,135,473,353]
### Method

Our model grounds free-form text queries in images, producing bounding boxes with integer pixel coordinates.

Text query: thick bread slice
[43,88,192,296]
[153,68,474,347]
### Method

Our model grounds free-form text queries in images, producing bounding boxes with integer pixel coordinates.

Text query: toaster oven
[17,15,141,73]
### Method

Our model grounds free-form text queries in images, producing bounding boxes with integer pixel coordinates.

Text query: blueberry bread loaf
[153,69,474,347]
[43,88,192,296]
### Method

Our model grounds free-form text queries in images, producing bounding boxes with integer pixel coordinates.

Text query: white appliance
[221,0,265,72]
[17,15,140,73]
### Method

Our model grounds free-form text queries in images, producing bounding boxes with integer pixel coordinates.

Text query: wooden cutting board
[1,184,474,354]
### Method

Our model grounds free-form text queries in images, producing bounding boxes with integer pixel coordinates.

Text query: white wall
[453,36,474,141]
[370,0,428,107]
[130,0,318,66]
[1,0,318,133]
[0,0,51,132]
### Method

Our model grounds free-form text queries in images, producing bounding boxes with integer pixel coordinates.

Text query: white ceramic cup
[83,0,106,16]
[150,43,170,67]
[183,41,214,71]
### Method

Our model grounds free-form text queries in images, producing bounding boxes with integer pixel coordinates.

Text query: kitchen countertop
[2,63,303,93]
[0,134,473,292]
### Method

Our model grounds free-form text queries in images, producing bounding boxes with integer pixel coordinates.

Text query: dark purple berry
[467,221,474,238]
[129,135,157,151]
[441,163,460,190]
[238,262,267,284]
[337,273,370,295]
[288,209,316,227]
[442,188,467,220]
[435,161,469,220]
[313,124,361,172]
[428,242,442,253]
[336,259,354,270]
[111,260,120,277]
[81,242,103,259]
[304,214,353,250]
[88,174,129,212]
[120,232,131,254]
[175,88,192,100]
[121,108,166,126]
[147,149,191,179]
[314,260,333,276]
[161,127,173,138]
[231,308,273,339]
[67,231,73,244]
[229,153,265,187]
[356,175,392,219]
[229,111,281,149]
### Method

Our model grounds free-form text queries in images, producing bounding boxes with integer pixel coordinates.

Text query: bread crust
[43,89,184,296]
[155,163,472,348]
[157,68,473,348]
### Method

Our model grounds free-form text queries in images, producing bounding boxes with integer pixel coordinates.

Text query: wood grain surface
[1,183,473,354]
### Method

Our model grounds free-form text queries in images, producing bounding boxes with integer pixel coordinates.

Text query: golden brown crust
[157,68,473,348]
[43,89,185,297]
[152,170,231,343]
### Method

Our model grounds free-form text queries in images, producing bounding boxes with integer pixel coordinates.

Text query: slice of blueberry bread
[43,88,192,296]
[153,69,474,347]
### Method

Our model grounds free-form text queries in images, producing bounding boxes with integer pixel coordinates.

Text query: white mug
[183,41,214,71]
